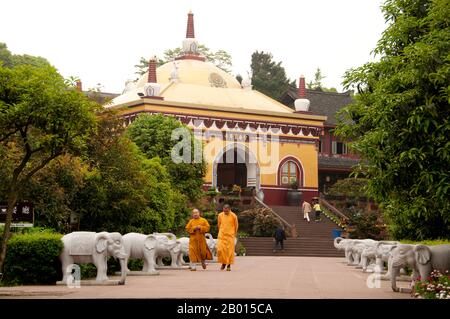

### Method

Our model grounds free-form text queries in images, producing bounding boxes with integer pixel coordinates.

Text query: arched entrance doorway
[217,149,247,188]
[212,143,260,190]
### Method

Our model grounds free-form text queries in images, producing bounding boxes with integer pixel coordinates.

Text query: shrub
[400,239,450,246]
[346,207,385,240]
[2,232,63,285]
[240,208,282,237]
[413,270,450,299]
[326,178,368,197]
[107,257,144,276]
[80,263,98,279]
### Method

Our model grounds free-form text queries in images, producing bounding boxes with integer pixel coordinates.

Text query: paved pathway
[0,256,411,299]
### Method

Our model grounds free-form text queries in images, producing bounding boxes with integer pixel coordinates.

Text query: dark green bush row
[2,232,63,285]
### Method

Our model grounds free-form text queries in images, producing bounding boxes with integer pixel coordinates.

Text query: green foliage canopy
[335,0,450,240]
[135,44,232,76]
[250,51,293,102]
[126,114,207,203]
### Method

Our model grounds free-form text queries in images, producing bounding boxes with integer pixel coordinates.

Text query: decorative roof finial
[176,11,205,62]
[294,75,310,112]
[143,55,162,99]
[147,56,158,83]
[186,11,195,38]
[298,74,306,98]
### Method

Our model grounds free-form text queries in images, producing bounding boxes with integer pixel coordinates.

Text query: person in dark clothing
[273,227,287,253]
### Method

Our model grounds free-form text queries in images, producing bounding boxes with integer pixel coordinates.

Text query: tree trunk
[0,190,19,272]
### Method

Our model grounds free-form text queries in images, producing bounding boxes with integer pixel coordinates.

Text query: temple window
[280,161,299,186]
[332,141,347,155]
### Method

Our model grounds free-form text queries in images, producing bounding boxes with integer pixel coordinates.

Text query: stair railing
[319,197,349,222]
[319,195,350,231]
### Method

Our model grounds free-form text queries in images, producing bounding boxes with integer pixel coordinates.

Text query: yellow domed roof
[135,59,241,89]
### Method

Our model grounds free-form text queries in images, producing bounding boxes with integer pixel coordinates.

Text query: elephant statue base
[155,265,190,270]
[115,271,160,276]
[56,278,124,286]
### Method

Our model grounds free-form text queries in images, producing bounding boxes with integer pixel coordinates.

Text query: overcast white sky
[1,0,387,93]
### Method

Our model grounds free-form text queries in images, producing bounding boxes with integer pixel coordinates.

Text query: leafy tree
[126,114,207,203]
[73,112,188,234]
[307,67,338,92]
[0,43,50,68]
[0,49,98,270]
[250,51,292,102]
[335,0,450,240]
[135,45,232,76]
[25,155,87,233]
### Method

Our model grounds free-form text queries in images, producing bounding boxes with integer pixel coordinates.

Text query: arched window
[280,161,299,186]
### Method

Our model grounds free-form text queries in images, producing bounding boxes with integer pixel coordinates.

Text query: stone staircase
[239,205,344,257]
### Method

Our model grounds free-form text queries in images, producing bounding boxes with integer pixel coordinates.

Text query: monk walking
[217,204,239,271]
[185,209,212,271]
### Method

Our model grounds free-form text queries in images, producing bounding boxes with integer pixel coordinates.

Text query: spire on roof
[147,56,157,83]
[298,75,306,99]
[186,11,195,38]
[294,75,310,112]
[177,11,206,62]
[142,56,163,99]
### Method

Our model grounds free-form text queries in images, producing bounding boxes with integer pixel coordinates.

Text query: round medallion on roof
[209,72,227,88]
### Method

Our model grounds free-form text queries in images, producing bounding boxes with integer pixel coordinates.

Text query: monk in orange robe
[185,209,212,271]
[217,204,239,271]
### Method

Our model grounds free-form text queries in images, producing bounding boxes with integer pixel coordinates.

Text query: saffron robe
[185,217,212,262]
[217,211,239,265]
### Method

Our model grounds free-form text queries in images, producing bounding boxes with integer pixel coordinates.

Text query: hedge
[2,232,63,285]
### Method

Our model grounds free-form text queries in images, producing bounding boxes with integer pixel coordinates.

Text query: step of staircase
[239,205,344,257]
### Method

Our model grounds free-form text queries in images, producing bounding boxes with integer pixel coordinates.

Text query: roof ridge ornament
[186,10,195,38]
[177,11,206,61]
[142,56,163,99]
[294,75,310,112]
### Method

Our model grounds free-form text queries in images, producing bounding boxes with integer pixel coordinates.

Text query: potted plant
[232,184,242,196]
[286,179,301,206]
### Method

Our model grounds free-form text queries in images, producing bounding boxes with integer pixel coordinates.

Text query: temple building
[282,88,358,193]
[106,12,327,205]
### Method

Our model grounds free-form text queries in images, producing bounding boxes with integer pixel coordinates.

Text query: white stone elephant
[373,242,398,273]
[178,237,190,265]
[334,237,354,262]
[152,233,183,267]
[178,233,217,264]
[359,241,399,272]
[345,239,377,266]
[389,244,450,292]
[60,231,127,285]
[205,233,217,257]
[122,233,162,274]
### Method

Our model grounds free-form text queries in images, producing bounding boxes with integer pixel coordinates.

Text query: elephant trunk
[118,258,127,285]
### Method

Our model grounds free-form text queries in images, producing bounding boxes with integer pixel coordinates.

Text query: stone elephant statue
[152,233,182,267]
[60,231,127,285]
[205,233,217,257]
[345,239,377,266]
[389,244,450,292]
[178,237,190,265]
[122,233,162,274]
[360,241,399,272]
[178,233,216,264]
[373,242,398,273]
[334,237,354,262]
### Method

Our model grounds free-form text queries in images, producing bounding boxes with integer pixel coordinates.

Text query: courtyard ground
[0,256,411,299]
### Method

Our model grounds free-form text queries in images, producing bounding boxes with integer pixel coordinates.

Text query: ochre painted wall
[200,137,319,188]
